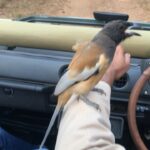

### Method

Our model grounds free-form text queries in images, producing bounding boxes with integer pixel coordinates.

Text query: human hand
[102,45,131,86]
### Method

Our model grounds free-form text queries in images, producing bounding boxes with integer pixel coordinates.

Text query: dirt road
[0,0,149,21]
[64,0,150,21]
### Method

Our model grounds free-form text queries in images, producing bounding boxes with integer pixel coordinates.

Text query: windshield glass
[0,0,149,22]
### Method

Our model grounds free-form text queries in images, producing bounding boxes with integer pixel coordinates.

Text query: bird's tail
[39,87,73,150]
[38,104,61,150]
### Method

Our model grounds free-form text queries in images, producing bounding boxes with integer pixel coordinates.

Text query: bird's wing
[54,42,104,95]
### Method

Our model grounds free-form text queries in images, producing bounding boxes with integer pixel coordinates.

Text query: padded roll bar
[0,19,149,58]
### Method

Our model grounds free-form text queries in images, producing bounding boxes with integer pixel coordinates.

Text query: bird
[39,20,140,149]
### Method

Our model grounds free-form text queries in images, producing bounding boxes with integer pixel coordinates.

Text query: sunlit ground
[0,0,149,22]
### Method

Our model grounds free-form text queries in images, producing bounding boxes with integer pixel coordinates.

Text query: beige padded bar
[0,20,149,58]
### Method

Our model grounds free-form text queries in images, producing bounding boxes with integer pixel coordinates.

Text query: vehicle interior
[0,12,149,150]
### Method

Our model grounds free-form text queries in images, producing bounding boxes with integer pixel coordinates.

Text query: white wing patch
[54,62,100,96]
[54,72,76,95]
[74,62,100,81]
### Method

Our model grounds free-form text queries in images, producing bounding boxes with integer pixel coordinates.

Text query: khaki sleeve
[55,81,125,150]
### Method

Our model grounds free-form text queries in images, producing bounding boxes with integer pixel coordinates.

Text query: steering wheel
[128,67,150,150]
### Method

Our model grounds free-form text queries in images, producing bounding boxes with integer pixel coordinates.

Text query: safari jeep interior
[0,12,149,150]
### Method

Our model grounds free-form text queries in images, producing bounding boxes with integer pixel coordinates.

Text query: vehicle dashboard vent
[113,73,128,88]
[59,64,68,77]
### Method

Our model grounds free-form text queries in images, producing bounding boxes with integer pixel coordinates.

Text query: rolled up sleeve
[55,81,125,150]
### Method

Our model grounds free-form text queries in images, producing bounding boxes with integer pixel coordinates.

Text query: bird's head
[102,20,141,44]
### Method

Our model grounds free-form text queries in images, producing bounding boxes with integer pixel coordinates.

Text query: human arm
[55,45,130,150]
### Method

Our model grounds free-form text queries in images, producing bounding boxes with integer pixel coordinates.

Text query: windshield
[0,0,149,22]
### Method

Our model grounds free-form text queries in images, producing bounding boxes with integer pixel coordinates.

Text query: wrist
[101,68,116,86]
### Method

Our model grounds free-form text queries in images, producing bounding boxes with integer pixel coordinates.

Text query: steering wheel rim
[127,67,150,150]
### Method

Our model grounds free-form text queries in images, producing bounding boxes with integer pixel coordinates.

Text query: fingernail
[126,53,131,58]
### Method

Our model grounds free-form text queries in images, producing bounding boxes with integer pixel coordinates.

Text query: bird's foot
[92,88,106,96]
[80,95,101,111]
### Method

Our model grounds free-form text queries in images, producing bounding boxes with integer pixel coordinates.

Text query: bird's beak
[125,31,141,37]
[125,22,141,38]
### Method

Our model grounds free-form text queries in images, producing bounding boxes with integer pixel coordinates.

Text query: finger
[143,67,150,78]
[125,53,131,67]
[116,45,124,54]
[113,46,120,59]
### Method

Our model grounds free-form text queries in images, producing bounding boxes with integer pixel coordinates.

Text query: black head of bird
[102,20,141,44]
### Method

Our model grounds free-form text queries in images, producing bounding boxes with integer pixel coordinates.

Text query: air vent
[113,73,128,88]
[59,64,68,77]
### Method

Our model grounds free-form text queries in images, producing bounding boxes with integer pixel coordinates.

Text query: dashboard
[0,14,149,149]
[0,45,149,104]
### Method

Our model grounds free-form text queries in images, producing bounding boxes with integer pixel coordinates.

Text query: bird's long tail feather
[39,104,61,150]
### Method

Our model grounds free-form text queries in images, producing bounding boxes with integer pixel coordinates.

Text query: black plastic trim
[16,15,104,27]
[94,11,129,22]
[16,15,150,30]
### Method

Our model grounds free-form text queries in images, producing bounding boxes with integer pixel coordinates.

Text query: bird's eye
[119,25,124,31]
